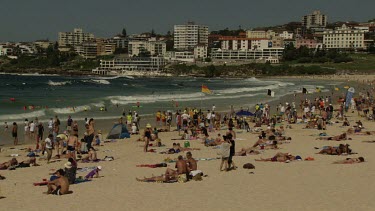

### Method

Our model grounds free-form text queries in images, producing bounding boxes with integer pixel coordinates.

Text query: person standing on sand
[66,115,73,134]
[48,118,53,134]
[4,122,8,132]
[219,136,231,171]
[45,134,54,163]
[12,122,18,145]
[144,124,152,152]
[86,118,95,150]
[36,122,44,149]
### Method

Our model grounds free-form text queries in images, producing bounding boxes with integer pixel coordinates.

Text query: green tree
[368,43,375,54]
[122,28,127,37]
[151,29,156,37]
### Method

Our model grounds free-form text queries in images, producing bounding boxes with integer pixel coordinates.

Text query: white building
[165,51,195,63]
[220,38,251,51]
[174,22,208,50]
[194,45,208,59]
[251,39,274,50]
[279,31,294,39]
[302,10,327,29]
[58,28,94,47]
[323,24,365,50]
[92,57,166,75]
[211,48,284,60]
[246,30,275,39]
[128,38,166,57]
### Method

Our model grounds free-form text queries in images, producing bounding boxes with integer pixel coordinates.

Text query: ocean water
[0,74,341,123]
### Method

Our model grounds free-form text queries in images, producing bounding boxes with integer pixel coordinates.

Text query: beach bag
[184,141,190,148]
[243,163,255,169]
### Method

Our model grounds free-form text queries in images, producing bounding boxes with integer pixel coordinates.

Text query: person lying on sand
[17,157,39,168]
[136,155,188,182]
[46,169,70,195]
[235,149,261,156]
[255,152,296,162]
[317,144,352,155]
[333,157,365,164]
[205,134,223,146]
[316,133,348,141]
[347,128,375,135]
[0,158,18,170]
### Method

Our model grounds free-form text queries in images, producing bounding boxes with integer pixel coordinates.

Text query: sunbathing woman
[317,144,351,155]
[255,152,296,162]
[333,157,365,164]
[316,133,347,141]
[235,148,261,156]
[347,128,375,135]
[17,157,39,168]
[0,158,18,170]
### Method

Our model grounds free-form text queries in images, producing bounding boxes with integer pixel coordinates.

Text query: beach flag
[302,88,308,94]
[267,89,275,97]
[202,84,212,94]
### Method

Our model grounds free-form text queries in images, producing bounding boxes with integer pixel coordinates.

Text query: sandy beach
[1,75,375,211]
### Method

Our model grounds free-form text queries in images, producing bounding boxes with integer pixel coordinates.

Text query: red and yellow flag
[202,84,212,94]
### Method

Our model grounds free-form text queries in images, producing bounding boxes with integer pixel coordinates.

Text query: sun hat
[97,166,102,170]
[64,162,72,169]
[146,123,152,128]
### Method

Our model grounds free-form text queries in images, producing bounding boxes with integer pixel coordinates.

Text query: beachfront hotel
[323,24,365,50]
[92,56,167,75]
[174,22,209,50]
[58,28,94,47]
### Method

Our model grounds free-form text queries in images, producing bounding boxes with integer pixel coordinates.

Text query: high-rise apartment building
[58,28,94,47]
[302,11,327,29]
[174,22,208,50]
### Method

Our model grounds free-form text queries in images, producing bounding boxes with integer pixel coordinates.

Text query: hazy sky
[0,0,374,42]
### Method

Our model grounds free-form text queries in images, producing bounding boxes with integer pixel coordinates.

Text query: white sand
[1,75,375,211]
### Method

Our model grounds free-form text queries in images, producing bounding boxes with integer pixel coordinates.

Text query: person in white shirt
[29,121,35,139]
[48,118,53,134]
[44,134,54,163]
[131,123,138,134]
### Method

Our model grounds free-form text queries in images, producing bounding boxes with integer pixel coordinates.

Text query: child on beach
[85,166,101,179]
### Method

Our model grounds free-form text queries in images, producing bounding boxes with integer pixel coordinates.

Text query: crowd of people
[1,85,374,196]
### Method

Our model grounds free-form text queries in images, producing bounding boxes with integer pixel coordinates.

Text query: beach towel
[77,166,97,173]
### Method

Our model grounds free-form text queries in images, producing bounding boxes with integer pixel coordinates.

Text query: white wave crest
[48,80,72,86]
[216,83,294,94]
[50,102,105,114]
[243,77,260,82]
[0,110,46,121]
[50,106,90,114]
[108,92,260,105]
[91,79,111,85]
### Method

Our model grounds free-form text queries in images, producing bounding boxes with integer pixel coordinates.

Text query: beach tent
[236,110,254,116]
[107,124,130,139]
